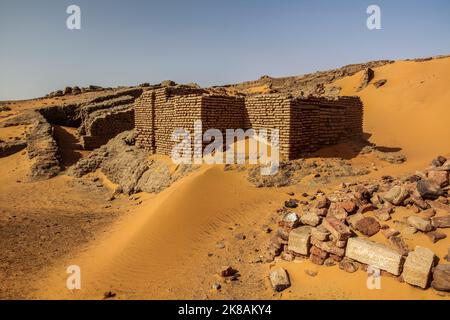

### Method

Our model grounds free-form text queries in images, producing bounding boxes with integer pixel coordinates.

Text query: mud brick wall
[289,96,363,158]
[135,90,155,152]
[245,95,293,159]
[201,95,245,151]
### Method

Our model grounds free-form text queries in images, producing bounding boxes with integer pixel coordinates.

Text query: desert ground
[0,56,449,300]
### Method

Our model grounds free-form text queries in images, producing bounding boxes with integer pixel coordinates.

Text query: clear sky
[1,0,449,100]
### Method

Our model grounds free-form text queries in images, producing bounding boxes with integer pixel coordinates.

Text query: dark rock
[426,231,447,243]
[284,199,298,209]
[417,180,444,200]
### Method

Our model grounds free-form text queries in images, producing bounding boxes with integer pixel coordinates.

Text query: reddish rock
[341,200,358,213]
[359,203,377,214]
[389,236,411,256]
[322,216,353,241]
[428,201,450,213]
[428,170,449,188]
[310,254,326,265]
[339,258,360,273]
[316,196,331,209]
[426,231,447,243]
[355,217,381,237]
[310,245,329,259]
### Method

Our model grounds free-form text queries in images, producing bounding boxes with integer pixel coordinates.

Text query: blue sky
[1,0,449,100]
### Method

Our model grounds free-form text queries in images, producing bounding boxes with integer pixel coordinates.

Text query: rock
[63,86,72,95]
[428,170,449,188]
[431,215,450,228]
[311,225,330,241]
[280,212,300,229]
[373,79,387,88]
[339,258,360,273]
[359,204,377,214]
[305,269,318,277]
[419,208,436,219]
[310,238,345,257]
[72,86,81,94]
[212,283,221,291]
[357,68,375,91]
[411,195,430,210]
[374,208,392,221]
[394,220,418,235]
[355,217,381,237]
[324,258,337,267]
[427,231,447,243]
[428,201,450,213]
[347,213,365,228]
[301,212,321,227]
[310,254,326,265]
[432,265,450,292]
[322,216,353,241]
[269,268,291,292]
[381,227,400,239]
[345,237,404,275]
[287,226,311,255]
[341,200,358,213]
[389,236,411,256]
[416,180,444,200]
[281,252,295,262]
[284,199,298,209]
[383,186,409,206]
[403,246,435,289]
[219,266,237,278]
[310,246,329,259]
[431,156,447,168]
[316,196,331,209]
[407,216,433,232]
[234,233,246,240]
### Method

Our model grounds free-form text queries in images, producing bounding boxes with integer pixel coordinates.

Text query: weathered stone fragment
[269,268,291,292]
[407,216,433,232]
[287,226,311,255]
[339,258,360,273]
[301,212,321,227]
[431,215,450,228]
[426,231,447,243]
[322,216,353,241]
[403,246,435,289]
[311,237,346,257]
[383,186,409,206]
[345,237,404,275]
[432,265,450,292]
[311,225,330,241]
[428,170,449,188]
[416,180,443,200]
[389,236,411,256]
[355,217,381,237]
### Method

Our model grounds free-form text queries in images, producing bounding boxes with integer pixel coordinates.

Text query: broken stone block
[428,201,450,213]
[407,216,433,232]
[428,170,449,188]
[381,227,400,239]
[322,216,353,241]
[431,215,450,228]
[311,237,346,257]
[389,236,410,256]
[345,237,404,275]
[311,225,330,241]
[269,268,291,292]
[432,265,450,292]
[316,196,331,209]
[355,217,381,237]
[403,246,435,289]
[419,208,436,219]
[287,226,311,255]
[416,180,444,200]
[383,186,409,206]
[347,213,365,228]
[301,212,321,227]
[394,220,417,235]
[280,212,300,229]
[310,246,329,259]
[339,257,360,273]
[341,200,358,213]
[359,203,377,214]
[310,254,326,265]
[426,231,447,243]
[374,208,392,222]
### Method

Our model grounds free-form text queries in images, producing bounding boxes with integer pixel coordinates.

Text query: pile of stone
[268,156,450,293]
[46,85,104,98]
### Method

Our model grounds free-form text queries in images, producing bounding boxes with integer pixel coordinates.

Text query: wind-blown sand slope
[332,57,450,167]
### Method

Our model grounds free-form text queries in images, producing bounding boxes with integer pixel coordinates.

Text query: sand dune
[332,57,450,167]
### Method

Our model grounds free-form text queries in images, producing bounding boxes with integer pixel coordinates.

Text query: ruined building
[134,87,363,160]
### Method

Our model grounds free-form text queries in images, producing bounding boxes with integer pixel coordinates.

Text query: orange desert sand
[1,57,449,299]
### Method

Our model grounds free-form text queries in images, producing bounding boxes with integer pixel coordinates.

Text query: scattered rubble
[265,156,450,293]
[269,268,291,292]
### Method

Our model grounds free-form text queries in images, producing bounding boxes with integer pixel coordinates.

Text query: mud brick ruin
[135,87,364,160]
